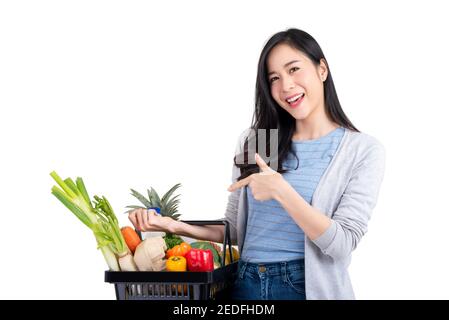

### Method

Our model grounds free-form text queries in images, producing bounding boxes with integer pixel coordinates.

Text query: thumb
[255,153,274,173]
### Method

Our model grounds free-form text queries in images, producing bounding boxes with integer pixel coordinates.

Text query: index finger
[255,153,275,174]
[227,176,251,192]
[128,211,138,229]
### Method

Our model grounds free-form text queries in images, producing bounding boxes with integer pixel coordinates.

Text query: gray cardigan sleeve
[223,129,251,245]
[312,139,386,261]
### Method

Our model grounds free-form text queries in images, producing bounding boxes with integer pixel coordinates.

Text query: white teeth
[286,93,304,103]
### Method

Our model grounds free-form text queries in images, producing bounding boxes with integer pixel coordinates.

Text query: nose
[281,76,295,92]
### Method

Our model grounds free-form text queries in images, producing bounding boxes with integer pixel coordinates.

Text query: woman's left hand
[227,153,286,201]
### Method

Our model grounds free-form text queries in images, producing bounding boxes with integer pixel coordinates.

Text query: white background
[1,0,448,299]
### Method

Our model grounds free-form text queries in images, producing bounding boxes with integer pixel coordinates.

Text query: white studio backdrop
[1,0,448,299]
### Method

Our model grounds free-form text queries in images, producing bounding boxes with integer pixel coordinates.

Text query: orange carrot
[121,226,142,254]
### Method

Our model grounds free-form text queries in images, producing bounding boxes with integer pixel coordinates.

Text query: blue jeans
[230,259,306,300]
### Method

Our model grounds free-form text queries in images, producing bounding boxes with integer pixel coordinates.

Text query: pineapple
[126,183,182,220]
[126,183,183,247]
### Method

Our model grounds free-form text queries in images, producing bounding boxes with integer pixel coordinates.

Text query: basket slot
[158,285,162,297]
[128,284,136,296]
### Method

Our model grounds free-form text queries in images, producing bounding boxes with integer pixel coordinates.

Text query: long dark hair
[234,28,359,181]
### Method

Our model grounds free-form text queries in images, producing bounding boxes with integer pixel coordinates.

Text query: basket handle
[180,220,234,268]
[134,220,234,268]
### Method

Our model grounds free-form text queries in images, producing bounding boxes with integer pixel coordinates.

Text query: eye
[289,66,300,73]
[269,76,279,84]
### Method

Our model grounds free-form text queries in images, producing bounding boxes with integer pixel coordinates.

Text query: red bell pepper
[185,248,214,272]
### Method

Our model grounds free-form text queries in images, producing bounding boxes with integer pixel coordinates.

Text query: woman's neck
[293,119,340,141]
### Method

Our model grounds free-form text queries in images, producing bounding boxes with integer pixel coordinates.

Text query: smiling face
[267,43,328,123]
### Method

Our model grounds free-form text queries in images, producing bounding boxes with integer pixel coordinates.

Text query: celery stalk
[51,186,93,228]
[100,245,120,271]
[50,171,77,199]
[50,171,121,271]
[93,195,129,255]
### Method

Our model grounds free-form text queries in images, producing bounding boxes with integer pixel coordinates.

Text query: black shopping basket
[105,220,238,300]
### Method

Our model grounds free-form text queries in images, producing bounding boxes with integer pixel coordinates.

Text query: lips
[285,93,305,108]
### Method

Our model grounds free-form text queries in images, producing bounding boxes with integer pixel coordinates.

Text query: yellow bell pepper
[166,256,187,271]
[225,247,240,265]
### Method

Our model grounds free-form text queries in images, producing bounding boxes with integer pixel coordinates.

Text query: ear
[318,58,328,82]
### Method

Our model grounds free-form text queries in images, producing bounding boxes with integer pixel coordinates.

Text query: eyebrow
[268,60,301,76]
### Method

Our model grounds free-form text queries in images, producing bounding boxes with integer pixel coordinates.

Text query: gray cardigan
[224,128,386,300]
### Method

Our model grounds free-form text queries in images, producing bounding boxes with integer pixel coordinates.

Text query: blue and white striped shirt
[241,127,345,263]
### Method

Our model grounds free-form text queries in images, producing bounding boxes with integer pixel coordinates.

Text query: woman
[129,28,386,300]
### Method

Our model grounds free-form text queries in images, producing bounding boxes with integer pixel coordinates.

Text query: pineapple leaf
[123,205,146,215]
[164,195,181,210]
[125,205,146,209]
[166,204,180,216]
[164,206,180,217]
[130,189,152,208]
[149,187,161,207]
[161,183,182,204]
[166,193,181,204]
[124,208,139,214]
